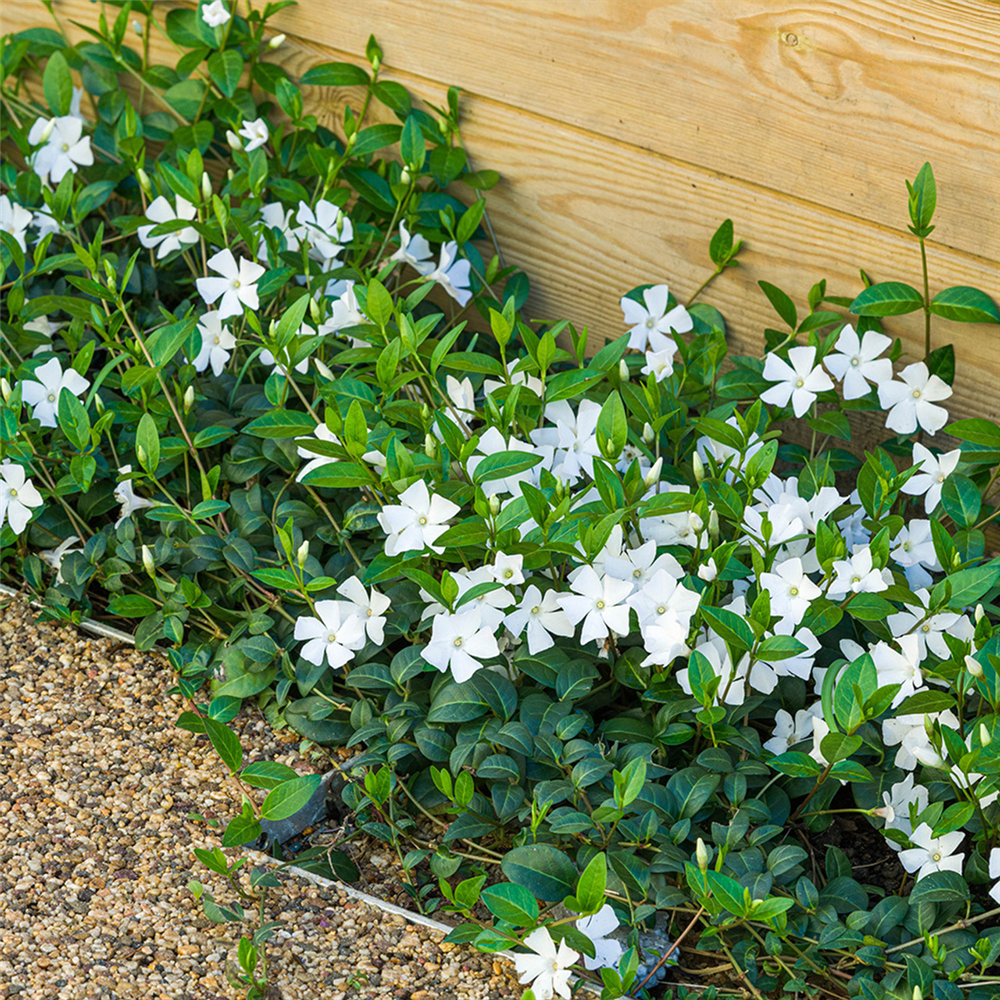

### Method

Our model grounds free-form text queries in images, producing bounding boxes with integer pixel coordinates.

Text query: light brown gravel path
[0,599,520,1000]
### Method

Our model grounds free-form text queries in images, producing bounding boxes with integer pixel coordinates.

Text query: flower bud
[296,540,309,568]
[183,386,195,413]
[38,117,56,144]
[690,511,705,534]
[136,444,147,468]
[226,129,243,151]
[268,33,286,49]
[309,297,322,324]
[709,509,719,539]
[420,403,430,425]
[226,168,234,182]
[201,171,212,202]
[696,837,710,872]
[980,723,990,747]
[618,359,630,383]
[136,167,153,198]
[94,395,105,415]
[975,604,985,623]
[313,358,334,381]
[400,166,411,185]
[103,259,117,287]
[951,551,962,571]
[142,544,155,576]
[912,988,923,1000]
[132,19,143,35]
[965,654,983,678]
[424,433,436,458]
[698,558,718,583]
[0,378,10,403]
[642,422,654,445]
[644,457,663,491]
[554,478,567,502]
[489,494,502,517]
[692,451,705,483]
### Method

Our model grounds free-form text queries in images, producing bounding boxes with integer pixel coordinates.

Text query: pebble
[0,598,521,998]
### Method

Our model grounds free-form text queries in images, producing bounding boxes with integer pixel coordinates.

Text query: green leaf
[945,418,1000,447]
[57,389,91,452]
[706,870,748,916]
[299,61,370,87]
[202,717,243,774]
[940,474,981,529]
[756,635,808,661]
[908,870,969,904]
[207,48,243,98]
[456,198,486,246]
[709,218,734,267]
[929,285,1000,324]
[545,368,605,402]
[907,162,937,231]
[108,595,158,617]
[700,606,754,653]
[427,681,488,724]
[471,450,543,483]
[575,852,607,914]
[399,114,426,171]
[350,123,402,158]
[222,815,262,847]
[502,844,578,902]
[136,412,160,473]
[758,280,797,330]
[301,462,371,488]
[260,774,323,821]
[850,282,924,317]
[480,883,539,927]
[243,409,317,439]
[820,732,862,763]
[596,391,627,460]
[931,563,1000,610]
[162,79,208,119]
[240,761,301,791]
[43,50,73,115]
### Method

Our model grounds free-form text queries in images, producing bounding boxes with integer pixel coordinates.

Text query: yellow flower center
[937,474,945,482]
[795,379,804,388]
[233,279,241,288]
[418,516,427,525]
[504,569,513,579]
[327,633,337,643]
[61,143,70,152]
[912,389,921,398]
[633,569,642,578]
[453,637,463,647]
[790,587,799,596]
[595,600,605,609]
[645,318,655,329]
[531,606,540,614]
[47,393,56,402]
[932,852,941,862]
[213,336,221,344]
[366,608,373,617]
[851,357,860,366]
[9,488,17,498]
[657,606,666,615]
[921,624,930,632]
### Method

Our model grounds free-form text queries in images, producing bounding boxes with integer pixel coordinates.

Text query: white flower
[336,576,391,645]
[698,558,718,583]
[620,284,693,352]
[677,632,748,706]
[32,207,61,241]
[0,195,32,252]
[377,480,460,556]
[759,557,821,625]
[113,464,153,528]
[872,634,926,707]
[294,601,365,669]
[504,585,574,654]
[890,520,942,591]
[0,462,43,535]
[39,535,83,584]
[763,707,819,755]
[878,362,952,436]
[530,400,602,484]
[883,710,959,771]
[201,0,231,27]
[898,824,964,882]
[513,927,578,1000]
[388,221,434,275]
[576,905,623,972]
[489,552,525,587]
[989,848,1000,905]
[427,241,472,307]
[641,618,692,669]
[483,358,544,398]
[257,202,305,260]
[695,415,765,474]
[761,346,834,418]
[887,589,967,661]
[422,607,500,683]
[137,195,198,258]
[823,326,893,400]
[558,566,633,645]
[606,540,682,595]
[196,249,265,319]
[28,115,93,184]
[259,343,310,376]
[876,774,928,843]
[319,282,369,339]
[902,442,961,513]
[641,347,676,382]
[193,311,237,377]
[20,357,90,429]
[827,547,888,599]
[628,568,700,633]
[238,117,270,153]
[295,199,353,262]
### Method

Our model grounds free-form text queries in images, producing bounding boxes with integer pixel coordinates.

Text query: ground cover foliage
[1,3,1000,998]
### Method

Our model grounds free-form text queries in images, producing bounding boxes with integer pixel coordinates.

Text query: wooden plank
[254,0,1000,263]
[3,0,997,431]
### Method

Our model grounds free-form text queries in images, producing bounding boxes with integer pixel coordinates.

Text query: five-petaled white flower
[201,0,231,27]
[504,585,575,654]
[898,824,965,882]
[761,346,834,418]
[20,356,90,428]
[763,706,820,755]
[827,547,889,599]
[377,480,460,556]
[872,634,926,707]
[295,199,353,262]
[238,117,270,153]
[759,557,821,625]
[422,607,500,682]
[513,927,578,1000]
[427,241,472,306]
[875,773,928,842]
[641,347,677,382]
[878,362,952,436]
[389,221,434,275]
[901,442,961,513]
[39,535,84,584]
[336,576,391,645]
[823,326,893,400]
[0,462,44,535]
[137,196,198,258]
[113,464,154,528]
[620,284,693,352]
[196,248,265,319]
[28,115,94,184]
[294,601,365,668]
[576,905,624,972]
[558,566,633,645]
[193,311,237,377]
[0,195,32,252]
[990,848,1000,905]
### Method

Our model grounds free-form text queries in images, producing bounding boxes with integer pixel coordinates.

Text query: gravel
[0,597,521,999]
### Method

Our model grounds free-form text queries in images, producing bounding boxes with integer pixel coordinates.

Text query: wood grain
[2,0,997,430]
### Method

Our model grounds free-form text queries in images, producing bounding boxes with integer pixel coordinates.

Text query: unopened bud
[692,451,705,483]
[226,168,234,182]
[201,171,212,202]
[642,422,654,445]
[268,33,286,49]
[698,558,718,583]
[94,395,105,415]
[696,837,710,872]
[226,129,243,150]
[489,494,502,517]
[313,358,334,380]
[371,53,381,72]
[309,297,322,324]
[38,117,56,144]
[136,444,147,468]
[136,167,153,197]
[965,654,983,678]
[419,403,430,425]
[554,478,567,502]
[400,166,411,185]
[0,378,10,403]
[975,604,985,623]
[424,433,436,458]
[912,987,923,1000]
[335,211,346,239]
[183,386,195,413]
[952,551,962,570]
[980,723,990,746]
[142,544,155,575]
[690,511,705,534]
[709,509,719,539]
[132,19,143,35]
[296,540,309,568]
[103,259,117,287]
[644,457,663,490]
[618,359,630,383]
